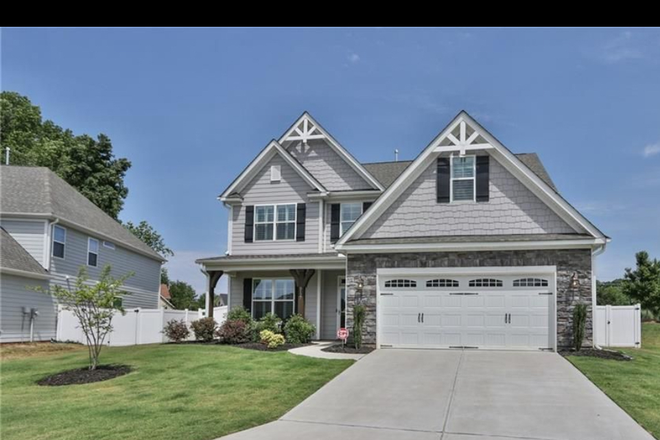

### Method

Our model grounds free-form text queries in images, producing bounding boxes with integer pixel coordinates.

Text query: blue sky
[3,28,659,294]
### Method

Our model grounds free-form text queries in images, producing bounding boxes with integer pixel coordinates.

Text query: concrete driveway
[220,350,653,440]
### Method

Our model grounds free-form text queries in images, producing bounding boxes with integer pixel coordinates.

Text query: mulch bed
[232,342,310,352]
[560,348,633,361]
[37,364,132,386]
[322,344,375,354]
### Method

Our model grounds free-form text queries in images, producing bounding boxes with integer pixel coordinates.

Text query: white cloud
[643,142,660,157]
[165,250,228,296]
[599,31,644,64]
[347,52,360,64]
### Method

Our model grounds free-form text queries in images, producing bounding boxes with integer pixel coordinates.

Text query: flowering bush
[163,319,190,343]
[216,319,252,344]
[260,330,285,349]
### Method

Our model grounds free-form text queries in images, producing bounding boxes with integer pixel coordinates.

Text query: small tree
[573,304,587,351]
[353,304,366,349]
[622,251,660,317]
[39,265,132,370]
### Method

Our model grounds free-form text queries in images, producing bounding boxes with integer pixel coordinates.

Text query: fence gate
[595,304,642,348]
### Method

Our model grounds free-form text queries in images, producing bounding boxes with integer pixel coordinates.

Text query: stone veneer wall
[346,249,592,348]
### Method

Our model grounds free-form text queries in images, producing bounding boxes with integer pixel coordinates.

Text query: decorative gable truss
[219,140,326,202]
[336,111,609,248]
[279,112,385,192]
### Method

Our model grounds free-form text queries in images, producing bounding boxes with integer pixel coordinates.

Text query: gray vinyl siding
[286,138,372,191]
[231,155,319,255]
[0,219,47,267]
[0,274,55,342]
[49,227,160,308]
[362,156,576,239]
[321,270,343,339]
[229,270,319,339]
[322,201,376,253]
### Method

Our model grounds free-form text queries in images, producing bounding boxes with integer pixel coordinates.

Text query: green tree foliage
[124,220,173,257]
[169,280,198,310]
[160,267,170,286]
[1,91,131,219]
[622,251,660,317]
[35,265,132,370]
[596,279,632,306]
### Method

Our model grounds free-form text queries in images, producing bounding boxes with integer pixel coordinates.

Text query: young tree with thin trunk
[37,265,133,370]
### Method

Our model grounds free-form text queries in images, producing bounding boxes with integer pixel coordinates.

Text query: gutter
[592,242,608,350]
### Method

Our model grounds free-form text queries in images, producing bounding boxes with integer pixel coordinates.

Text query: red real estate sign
[337,328,349,341]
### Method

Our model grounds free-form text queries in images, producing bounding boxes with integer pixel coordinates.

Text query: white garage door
[378,268,555,351]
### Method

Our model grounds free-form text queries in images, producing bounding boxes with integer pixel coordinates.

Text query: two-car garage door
[378,268,555,351]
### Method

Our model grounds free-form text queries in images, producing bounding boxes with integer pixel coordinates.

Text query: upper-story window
[340,203,362,235]
[255,204,296,241]
[52,225,66,259]
[87,238,99,267]
[451,156,475,202]
[103,240,115,250]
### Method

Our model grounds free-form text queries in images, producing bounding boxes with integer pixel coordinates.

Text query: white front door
[378,268,555,351]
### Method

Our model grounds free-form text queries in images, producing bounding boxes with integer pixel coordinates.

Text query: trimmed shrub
[573,303,588,351]
[191,317,217,342]
[163,319,190,343]
[353,304,366,349]
[260,330,285,349]
[254,313,282,334]
[226,306,252,324]
[284,314,315,344]
[216,320,252,344]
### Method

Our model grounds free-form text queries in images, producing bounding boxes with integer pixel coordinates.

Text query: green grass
[0,344,353,440]
[568,322,660,439]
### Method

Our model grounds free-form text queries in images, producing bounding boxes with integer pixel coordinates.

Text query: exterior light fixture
[569,272,580,290]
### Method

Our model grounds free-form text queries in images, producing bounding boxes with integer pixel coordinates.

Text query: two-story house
[197,111,609,350]
[0,166,165,342]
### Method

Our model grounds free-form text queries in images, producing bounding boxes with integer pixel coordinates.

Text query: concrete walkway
[288,341,366,360]
[220,350,653,440]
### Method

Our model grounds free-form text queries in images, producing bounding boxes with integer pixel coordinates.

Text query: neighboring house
[0,166,165,343]
[159,284,175,309]
[197,111,609,350]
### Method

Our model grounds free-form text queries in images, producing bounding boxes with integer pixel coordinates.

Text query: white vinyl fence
[595,304,642,348]
[56,306,227,346]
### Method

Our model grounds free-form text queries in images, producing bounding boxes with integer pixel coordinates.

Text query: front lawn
[0,343,353,440]
[568,322,660,439]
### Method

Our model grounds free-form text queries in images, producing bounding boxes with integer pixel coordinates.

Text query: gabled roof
[0,227,50,279]
[363,153,557,190]
[0,166,164,261]
[219,140,326,201]
[160,283,171,299]
[337,111,608,247]
[279,112,385,191]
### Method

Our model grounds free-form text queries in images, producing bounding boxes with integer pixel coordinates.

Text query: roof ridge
[362,160,414,165]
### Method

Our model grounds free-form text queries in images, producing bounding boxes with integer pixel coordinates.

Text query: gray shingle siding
[0,274,55,342]
[362,156,575,239]
[231,154,320,255]
[49,226,160,308]
[0,220,47,267]
[286,139,372,191]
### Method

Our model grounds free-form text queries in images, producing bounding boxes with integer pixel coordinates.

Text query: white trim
[339,202,363,236]
[337,111,608,246]
[251,277,295,319]
[0,267,53,280]
[377,266,557,277]
[324,191,381,201]
[102,240,116,250]
[52,225,66,260]
[253,203,297,242]
[227,205,234,254]
[278,112,384,191]
[318,201,323,254]
[219,140,326,201]
[41,220,49,268]
[450,154,476,203]
[87,237,99,267]
[336,238,606,253]
[336,275,346,332]
[592,243,607,348]
[211,262,345,273]
[316,271,322,339]
[270,165,281,182]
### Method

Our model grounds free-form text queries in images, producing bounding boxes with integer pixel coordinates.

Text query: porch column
[290,269,315,319]
[207,270,223,319]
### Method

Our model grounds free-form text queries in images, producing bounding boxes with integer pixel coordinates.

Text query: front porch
[197,253,347,340]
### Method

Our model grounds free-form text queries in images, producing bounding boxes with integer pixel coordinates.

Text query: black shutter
[362,201,373,212]
[330,204,341,243]
[296,203,306,242]
[243,278,252,312]
[436,158,450,203]
[244,205,254,243]
[476,156,490,202]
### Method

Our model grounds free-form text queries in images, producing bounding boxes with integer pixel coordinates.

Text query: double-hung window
[451,156,475,202]
[52,225,66,259]
[87,238,99,267]
[254,204,296,241]
[340,203,362,235]
[252,278,295,320]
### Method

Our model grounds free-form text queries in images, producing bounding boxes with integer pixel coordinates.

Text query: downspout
[592,243,607,349]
